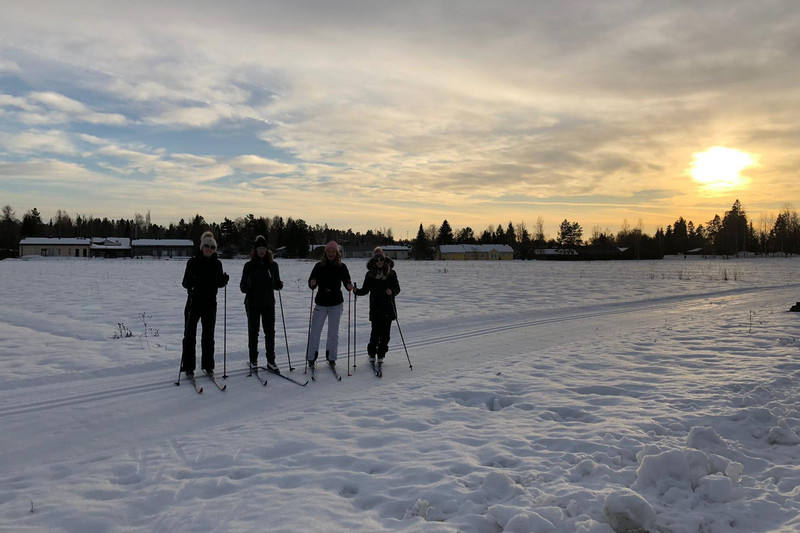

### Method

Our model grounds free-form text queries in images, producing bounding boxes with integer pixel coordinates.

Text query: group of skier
[179,231,401,382]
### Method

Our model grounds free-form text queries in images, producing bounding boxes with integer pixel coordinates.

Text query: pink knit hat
[325,241,339,252]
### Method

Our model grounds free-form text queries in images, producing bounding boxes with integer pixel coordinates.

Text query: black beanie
[254,235,267,248]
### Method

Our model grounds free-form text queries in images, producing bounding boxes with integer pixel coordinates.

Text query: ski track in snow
[1,258,799,532]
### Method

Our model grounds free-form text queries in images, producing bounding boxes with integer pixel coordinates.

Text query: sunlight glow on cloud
[0,1,798,235]
[229,155,296,175]
[689,146,756,192]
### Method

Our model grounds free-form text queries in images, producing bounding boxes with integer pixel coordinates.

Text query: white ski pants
[306,303,343,361]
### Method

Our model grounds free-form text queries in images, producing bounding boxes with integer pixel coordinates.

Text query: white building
[131,239,194,258]
[19,237,91,258]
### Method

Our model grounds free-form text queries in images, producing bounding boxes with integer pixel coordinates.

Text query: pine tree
[1,205,21,255]
[20,208,44,238]
[557,219,583,248]
[721,199,748,256]
[437,220,454,245]
[505,222,516,247]
[285,218,310,258]
[413,223,429,260]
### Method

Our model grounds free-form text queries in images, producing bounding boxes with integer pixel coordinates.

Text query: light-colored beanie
[325,241,339,252]
[373,246,384,256]
[200,231,217,250]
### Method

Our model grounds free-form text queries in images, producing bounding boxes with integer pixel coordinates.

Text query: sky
[1,0,799,239]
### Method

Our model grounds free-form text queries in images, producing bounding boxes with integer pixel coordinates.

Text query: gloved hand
[222,272,230,286]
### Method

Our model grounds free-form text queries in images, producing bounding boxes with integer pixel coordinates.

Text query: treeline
[409,200,800,259]
[0,207,395,258]
[2,199,799,260]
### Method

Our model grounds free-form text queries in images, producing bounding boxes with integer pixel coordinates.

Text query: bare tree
[533,216,545,245]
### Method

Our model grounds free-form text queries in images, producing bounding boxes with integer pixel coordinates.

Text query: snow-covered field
[1,256,799,533]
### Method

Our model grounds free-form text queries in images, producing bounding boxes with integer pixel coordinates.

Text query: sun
[688,146,756,191]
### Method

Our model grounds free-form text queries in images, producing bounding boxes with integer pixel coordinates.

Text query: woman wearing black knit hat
[240,235,283,372]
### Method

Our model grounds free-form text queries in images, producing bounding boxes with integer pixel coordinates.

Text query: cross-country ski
[203,371,227,391]
[182,373,203,393]
[260,366,308,386]
[247,365,268,386]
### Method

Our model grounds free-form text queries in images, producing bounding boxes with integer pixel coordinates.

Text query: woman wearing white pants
[307,241,353,369]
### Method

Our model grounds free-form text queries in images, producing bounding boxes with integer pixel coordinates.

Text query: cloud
[1,91,128,126]
[0,94,37,111]
[0,130,77,155]
[0,59,21,73]
[0,0,798,234]
[228,155,296,175]
[28,91,87,113]
[0,159,108,183]
[148,106,229,128]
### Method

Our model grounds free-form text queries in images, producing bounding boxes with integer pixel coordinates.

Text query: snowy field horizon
[1,256,799,532]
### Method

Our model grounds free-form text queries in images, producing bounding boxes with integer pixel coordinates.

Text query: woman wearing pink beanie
[306,241,353,373]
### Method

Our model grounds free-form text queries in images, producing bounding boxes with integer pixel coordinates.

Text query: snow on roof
[90,237,131,249]
[439,245,465,253]
[19,237,91,245]
[131,239,194,247]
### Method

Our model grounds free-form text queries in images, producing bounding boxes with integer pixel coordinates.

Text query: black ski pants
[181,298,217,373]
[246,302,276,365]
[367,318,392,359]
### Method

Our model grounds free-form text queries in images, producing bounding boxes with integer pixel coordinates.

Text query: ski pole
[278,290,294,371]
[353,290,358,370]
[304,287,315,374]
[347,291,352,376]
[392,298,413,370]
[175,294,191,386]
[223,284,228,379]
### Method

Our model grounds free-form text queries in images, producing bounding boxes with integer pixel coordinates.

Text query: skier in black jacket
[354,247,400,364]
[306,241,353,369]
[240,235,283,372]
[181,231,229,376]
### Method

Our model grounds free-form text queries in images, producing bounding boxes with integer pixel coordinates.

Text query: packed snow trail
[2,258,800,532]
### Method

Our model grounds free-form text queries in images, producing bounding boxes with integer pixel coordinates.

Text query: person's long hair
[320,249,342,266]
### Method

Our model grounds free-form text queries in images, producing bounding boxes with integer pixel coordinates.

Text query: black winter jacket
[308,261,351,307]
[355,262,400,321]
[240,256,283,307]
[182,252,227,303]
